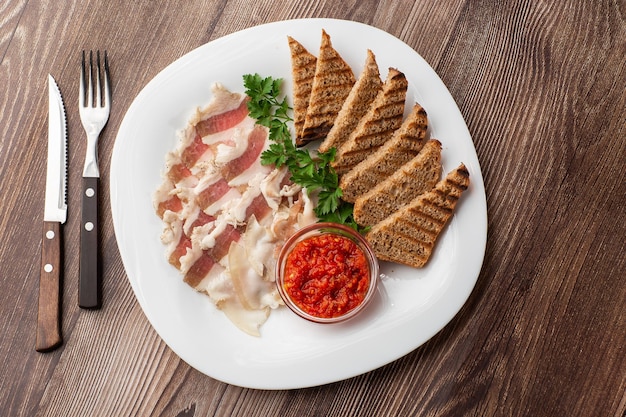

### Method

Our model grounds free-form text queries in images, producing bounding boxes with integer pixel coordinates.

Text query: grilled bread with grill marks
[353,139,442,226]
[365,163,470,268]
[332,68,408,174]
[299,30,356,145]
[339,103,428,203]
[318,49,382,153]
[288,36,317,141]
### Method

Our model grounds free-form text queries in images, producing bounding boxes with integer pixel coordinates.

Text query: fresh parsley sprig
[243,74,291,142]
[243,73,362,231]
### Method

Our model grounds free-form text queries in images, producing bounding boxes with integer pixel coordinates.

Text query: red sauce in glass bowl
[284,234,370,318]
[276,223,379,323]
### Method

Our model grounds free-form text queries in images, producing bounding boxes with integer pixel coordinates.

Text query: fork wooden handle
[37,221,63,352]
[79,176,101,309]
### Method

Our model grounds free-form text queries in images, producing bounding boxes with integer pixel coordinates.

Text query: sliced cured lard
[154,84,316,336]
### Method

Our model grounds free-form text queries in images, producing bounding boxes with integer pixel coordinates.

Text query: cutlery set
[36,51,110,352]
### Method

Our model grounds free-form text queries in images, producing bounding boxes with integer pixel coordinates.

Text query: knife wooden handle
[79,176,101,309]
[37,221,63,352]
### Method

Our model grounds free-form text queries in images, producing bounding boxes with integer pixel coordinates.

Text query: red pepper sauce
[283,234,370,319]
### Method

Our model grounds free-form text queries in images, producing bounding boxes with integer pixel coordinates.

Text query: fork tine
[80,50,86,107]
[89,51,94,108]
[103,51,110,108]
[95,51,102,108]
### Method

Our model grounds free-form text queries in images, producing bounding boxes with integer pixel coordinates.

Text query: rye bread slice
[365,163,470,268]
[318,49,382,153]
[299,30,356,145]
[339,103,428,203]
[353,139,442,226]
[332,68,408,174]
[288,36,317,140]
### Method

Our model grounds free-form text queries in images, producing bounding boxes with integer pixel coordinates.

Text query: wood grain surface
[1,1,624,416]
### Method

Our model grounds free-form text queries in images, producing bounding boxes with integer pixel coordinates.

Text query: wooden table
[1,1,624,416]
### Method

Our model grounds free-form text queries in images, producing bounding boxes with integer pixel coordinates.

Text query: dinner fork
[79,50,110,309]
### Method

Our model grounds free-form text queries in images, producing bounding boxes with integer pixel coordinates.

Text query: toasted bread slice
[365,163,470,268]
[299,30,356,145]
[353,139,442,226]
[339,103,428,202]
[318,49,382,153]
[332,68,408,174]
[288,36,317,140]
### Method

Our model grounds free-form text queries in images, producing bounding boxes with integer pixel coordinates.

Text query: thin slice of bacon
[184,251,216,288]
[209,224,241,261]
[169,234,191,269]
[181,133,209,168]
[190,211,215,229]
[245,193,273,222]
[157,195,183,218]
[221,125,267,182]
[196,178,231,210]
[195,98,250,138]
[167,163,192,184]
[182,223,241,287]
[169,212,216,271]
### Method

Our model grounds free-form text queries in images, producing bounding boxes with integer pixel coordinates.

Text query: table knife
[36,75,67,352]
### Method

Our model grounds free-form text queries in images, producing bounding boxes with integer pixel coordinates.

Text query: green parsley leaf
[243,73,366,233]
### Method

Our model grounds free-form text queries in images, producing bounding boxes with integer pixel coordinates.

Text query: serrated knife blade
[44,74,68,223]
[36,74,67,352]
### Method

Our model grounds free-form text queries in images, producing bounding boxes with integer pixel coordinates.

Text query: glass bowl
[276,222,379,324]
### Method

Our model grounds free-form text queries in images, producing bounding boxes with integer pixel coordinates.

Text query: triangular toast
[332,68,408,174]
[299,30,356,145]
[288,36,317,140]
[318,49,382,153]
[365,163,470,268]
[353,139,442,226]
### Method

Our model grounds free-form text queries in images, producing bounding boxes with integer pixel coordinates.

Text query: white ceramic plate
[111,18,487,390]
